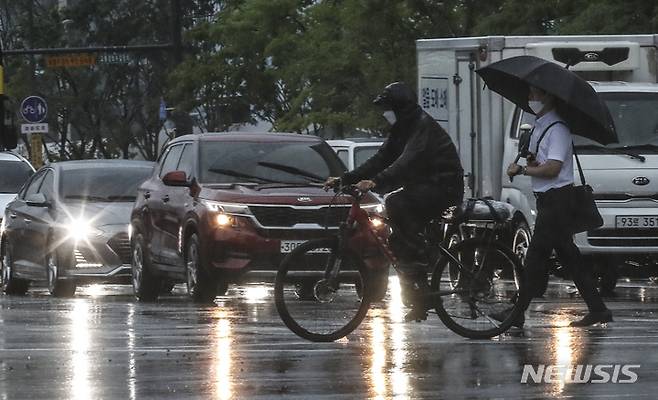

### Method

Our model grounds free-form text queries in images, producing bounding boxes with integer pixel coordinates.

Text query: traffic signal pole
[1,0,184,155]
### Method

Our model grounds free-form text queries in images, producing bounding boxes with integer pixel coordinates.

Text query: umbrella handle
[509,153,522,182]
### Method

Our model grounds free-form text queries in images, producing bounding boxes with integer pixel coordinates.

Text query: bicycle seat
[441,198,514,224]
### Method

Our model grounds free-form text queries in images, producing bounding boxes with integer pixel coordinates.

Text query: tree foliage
[4,0,658,158]
[1,0,197,160]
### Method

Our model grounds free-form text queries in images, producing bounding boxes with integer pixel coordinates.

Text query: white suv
[0,152,35,224]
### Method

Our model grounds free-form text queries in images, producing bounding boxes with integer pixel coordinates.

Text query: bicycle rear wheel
[431,237,524,339]
[275,237,371,342]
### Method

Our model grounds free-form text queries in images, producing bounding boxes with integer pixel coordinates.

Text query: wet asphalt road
[0,276,657,399]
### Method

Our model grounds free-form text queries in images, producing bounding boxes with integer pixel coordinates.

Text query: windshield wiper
[257,161,325,183]
[64,195,110,202]
[254,182,324,190]
[613,144,658,152]
[207,168,277,184]
[106,195,137,201]
[575,144,645,162]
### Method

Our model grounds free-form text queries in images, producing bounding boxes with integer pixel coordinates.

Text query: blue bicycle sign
[20,96,48,123]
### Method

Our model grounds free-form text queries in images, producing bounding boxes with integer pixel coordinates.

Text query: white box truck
[416,35,658,291]
[326,138,384,171]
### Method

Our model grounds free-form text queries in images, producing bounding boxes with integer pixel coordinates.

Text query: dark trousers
[520,185,607,313]
[385,180,463,269]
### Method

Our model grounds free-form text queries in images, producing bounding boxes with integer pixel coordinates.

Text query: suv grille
[108,232,132,263]
[587,229,658,247]
[249,206,350,228]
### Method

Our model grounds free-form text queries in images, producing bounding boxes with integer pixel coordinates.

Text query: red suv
[130,132,389,302]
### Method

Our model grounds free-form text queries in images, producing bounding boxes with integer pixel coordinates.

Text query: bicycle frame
[328,186,482,294]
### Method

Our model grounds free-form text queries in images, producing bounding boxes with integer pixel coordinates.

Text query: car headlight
[65,219,103,242]
[199,199,252,215]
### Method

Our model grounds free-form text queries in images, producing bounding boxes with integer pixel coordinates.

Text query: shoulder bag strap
[534,121,566,154]
[572,143,587,186]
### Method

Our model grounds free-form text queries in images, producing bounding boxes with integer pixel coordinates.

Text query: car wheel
[1,242,29,295]
[131,233,160,302]
[185,234,216,303]
[47,251,76,297]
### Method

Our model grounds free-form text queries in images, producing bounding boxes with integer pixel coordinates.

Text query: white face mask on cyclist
[382,110,397,125]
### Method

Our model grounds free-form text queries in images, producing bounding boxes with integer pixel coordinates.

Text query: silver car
[0,160,154,297]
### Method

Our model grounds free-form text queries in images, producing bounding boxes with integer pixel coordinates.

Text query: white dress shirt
[528,110,574,193]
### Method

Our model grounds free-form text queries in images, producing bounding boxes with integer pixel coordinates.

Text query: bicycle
[274,184,526,342]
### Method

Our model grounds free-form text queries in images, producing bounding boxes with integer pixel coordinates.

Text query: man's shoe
[489,306,525,328]
[569,310,613,327]
[404,307,428,322]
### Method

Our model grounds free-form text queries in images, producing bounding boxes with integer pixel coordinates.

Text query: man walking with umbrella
[508,85,612,327]
[477,56,614,327]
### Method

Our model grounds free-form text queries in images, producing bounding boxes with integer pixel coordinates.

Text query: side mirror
[25,193,50,208]
[162,171,191,187]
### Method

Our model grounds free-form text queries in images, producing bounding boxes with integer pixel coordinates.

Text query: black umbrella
[476,55,617,145]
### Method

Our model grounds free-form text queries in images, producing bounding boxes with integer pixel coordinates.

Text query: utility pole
[172,0,182,64]
[0,39,5,149]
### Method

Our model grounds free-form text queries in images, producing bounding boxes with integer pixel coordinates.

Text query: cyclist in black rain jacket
[325,82,464,322]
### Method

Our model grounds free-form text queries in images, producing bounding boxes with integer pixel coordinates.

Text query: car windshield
[354,145,381,168]
[0,160,33,193]
[573,92,658,151]
[199,140,345,184]
[61,166,153,202]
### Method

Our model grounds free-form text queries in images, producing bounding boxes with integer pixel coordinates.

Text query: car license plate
[615,215,658,229]
[280,240,330,254]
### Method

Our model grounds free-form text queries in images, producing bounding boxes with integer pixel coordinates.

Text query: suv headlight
[199,199,252,228]
[199,199,252,216]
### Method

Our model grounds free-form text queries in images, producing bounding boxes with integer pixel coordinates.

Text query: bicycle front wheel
[431,237,525,339]
[274,237,371,342]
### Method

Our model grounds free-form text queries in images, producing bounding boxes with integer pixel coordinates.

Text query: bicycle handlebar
[332,183,367,200]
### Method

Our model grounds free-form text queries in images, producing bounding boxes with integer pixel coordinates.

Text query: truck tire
[511,220,531,267]
[508,220,532,287]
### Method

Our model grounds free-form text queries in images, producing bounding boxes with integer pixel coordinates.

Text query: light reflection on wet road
[0,277,657,399]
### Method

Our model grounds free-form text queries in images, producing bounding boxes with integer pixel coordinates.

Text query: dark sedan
[0,160,154,297]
